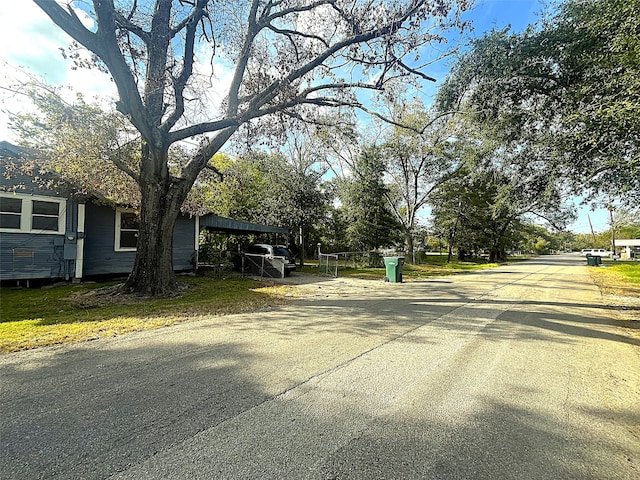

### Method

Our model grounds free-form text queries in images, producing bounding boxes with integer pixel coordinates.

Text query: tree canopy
[339,146,402,251]
[29,0,470,295]
[380,102,462,255]
[437,0,640,205]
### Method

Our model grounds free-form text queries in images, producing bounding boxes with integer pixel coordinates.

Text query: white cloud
[0,1,115,141]
[0,2,240,143]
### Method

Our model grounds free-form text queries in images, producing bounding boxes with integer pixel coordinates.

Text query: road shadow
[0,341,273,479]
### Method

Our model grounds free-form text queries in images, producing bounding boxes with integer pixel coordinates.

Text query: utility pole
[588,214,597,244]
[608,205,616,256]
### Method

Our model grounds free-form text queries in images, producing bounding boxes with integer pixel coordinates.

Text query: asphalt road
[1,254,639,479]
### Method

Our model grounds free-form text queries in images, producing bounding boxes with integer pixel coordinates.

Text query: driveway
[1,254,639,479]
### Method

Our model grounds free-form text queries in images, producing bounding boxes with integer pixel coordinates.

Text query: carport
[199,214,289,237]
[196,214,290,273]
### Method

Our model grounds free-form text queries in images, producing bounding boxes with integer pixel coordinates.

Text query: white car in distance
[580,248,612,257]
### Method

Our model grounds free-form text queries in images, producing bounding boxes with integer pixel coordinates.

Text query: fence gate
[242,253,286,279]
[318,253,338,277]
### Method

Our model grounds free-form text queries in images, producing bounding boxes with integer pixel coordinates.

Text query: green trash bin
[586,255,602,266]
[384,256,404,283]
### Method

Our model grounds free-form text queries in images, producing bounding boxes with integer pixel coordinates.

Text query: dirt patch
[270,273,391,300]
[595,288,640,340]
[602,293,640,322]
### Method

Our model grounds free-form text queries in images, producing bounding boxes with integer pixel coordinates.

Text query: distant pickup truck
[579,248,613,258]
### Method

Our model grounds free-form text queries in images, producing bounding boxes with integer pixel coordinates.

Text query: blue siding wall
[83,203,196,276]
[82,203,131,276]
[1,165,73,280]
[1,159,196,279]
[0,232,66,280]
[173,215,197,271]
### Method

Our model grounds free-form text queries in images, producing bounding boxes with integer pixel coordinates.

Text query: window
[0,194,65,234]
[246,245,270,255]
[0,196,22,230]
[32,200,61,231]
[115,209,139,251]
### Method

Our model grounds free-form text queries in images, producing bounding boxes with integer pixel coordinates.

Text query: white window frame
[0,193,65,234]
[114,208,139,252]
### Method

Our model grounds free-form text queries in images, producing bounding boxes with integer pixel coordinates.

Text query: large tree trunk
[122,147,186,296]
[123,186,181,296]
[489,224,511,263]
[489,248,507,262]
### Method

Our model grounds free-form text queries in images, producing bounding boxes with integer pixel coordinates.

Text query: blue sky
[0,0,611,234]
[466,0,545,33]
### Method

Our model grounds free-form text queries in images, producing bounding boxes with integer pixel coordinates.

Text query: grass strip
[0,277,291,353]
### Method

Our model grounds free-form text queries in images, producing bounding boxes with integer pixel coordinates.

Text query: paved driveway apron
[1,255,638,479]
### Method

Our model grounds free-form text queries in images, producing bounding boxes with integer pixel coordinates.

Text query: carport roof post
[199,214,288,235]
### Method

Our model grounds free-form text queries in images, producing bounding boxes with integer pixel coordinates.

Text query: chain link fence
[318,250,384,277]
[241,253,287,279]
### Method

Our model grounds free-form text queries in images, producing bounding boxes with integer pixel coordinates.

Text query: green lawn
[606,262,640,283]
[301,254,517,280]
[0,277,292,353]
[590,260,640,297]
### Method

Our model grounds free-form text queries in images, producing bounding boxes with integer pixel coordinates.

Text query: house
[0,141,198,282]
[0,141,288,283]
[614,239,640,260]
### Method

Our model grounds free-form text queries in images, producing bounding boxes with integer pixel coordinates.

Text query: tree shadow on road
[0,341,274,479]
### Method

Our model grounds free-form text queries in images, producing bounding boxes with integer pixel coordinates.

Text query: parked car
[580,248,612,258]
[240,243,297,277]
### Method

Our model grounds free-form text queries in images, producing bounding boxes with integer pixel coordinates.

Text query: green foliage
[251,151,327,233]
[430,159,548,261]
[380,100,463,253]
[338,146,403,251]
[204,153,269,220]
[533,237,551,255]
[197,146,330,258]
[614,208,640,240]
[572,232,610,250]
[8,89,141,205]
[315,204,351,253]
[517,223,567,254]
[617,225,640,241]
[438,0,640,205]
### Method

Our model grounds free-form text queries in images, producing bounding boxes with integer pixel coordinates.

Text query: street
[1,254,638,479]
